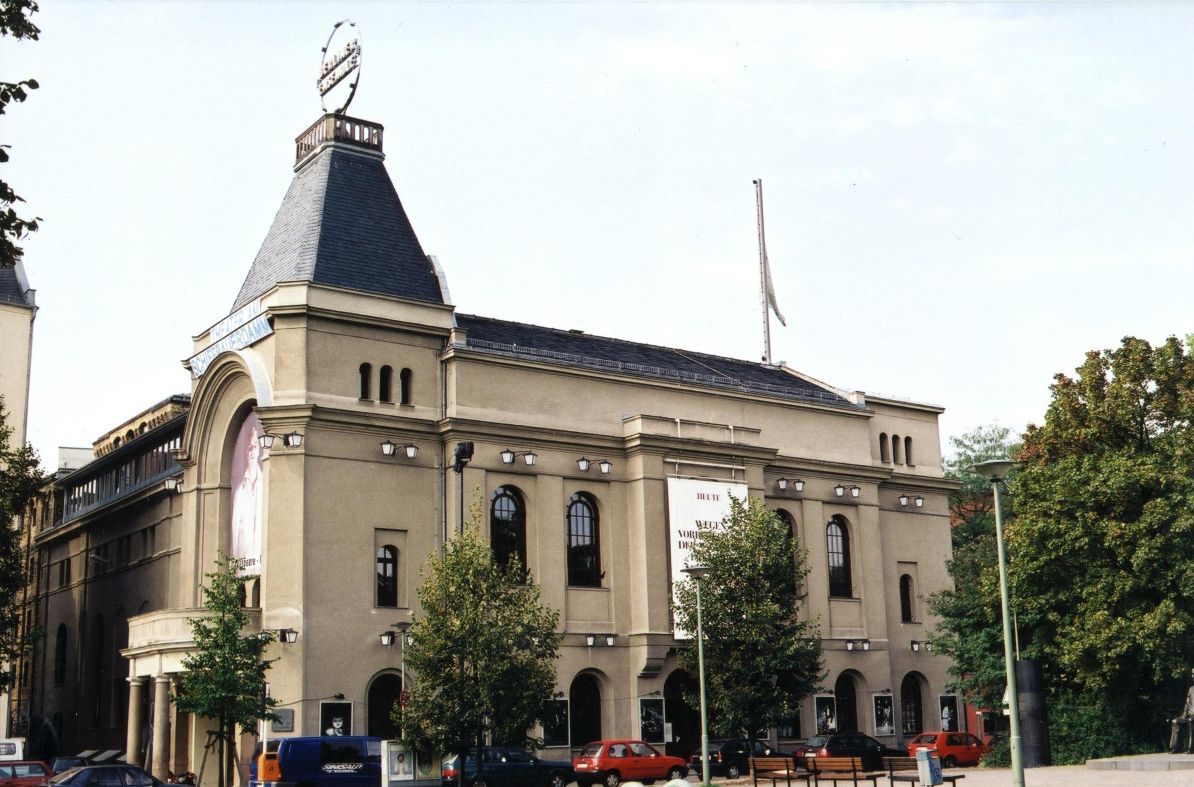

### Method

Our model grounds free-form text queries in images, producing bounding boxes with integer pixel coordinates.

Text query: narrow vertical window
[54,625,67,685]
[567,493,602,587]
[359,363,373,400]
[879,432,890,463]
[900,574,915,622]
[376,545,398,608]
[400,368,413,405]
[827,517,852,597]
[491,487,527,574]
[892,434,903,464]
[905,436,913,466]
[379,366,394,403]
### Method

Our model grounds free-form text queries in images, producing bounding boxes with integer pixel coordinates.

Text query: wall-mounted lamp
[598,459,612,474]
[834,483,846,497]
[911,639,933,653]
[379,630,396,647]
[501,449,537,466]
[584,633,616,647]
[898,494,925,508]
[577,457,591,472]
[260,432,303,450]
[845,639,870,652]
[850,485,861,498]
[278,628,299,644]
[163,476,182,493]
[777,477,805,493]
[381,440,418,459]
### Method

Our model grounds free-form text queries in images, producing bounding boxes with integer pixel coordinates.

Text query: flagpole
[754,178,772,364]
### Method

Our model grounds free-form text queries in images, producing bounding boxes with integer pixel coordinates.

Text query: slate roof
[0,265,32,307]
[456,314,857,409]
[231,144,444,311]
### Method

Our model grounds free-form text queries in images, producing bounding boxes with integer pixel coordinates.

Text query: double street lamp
[682,564,712,787]
[968,459,1024,787]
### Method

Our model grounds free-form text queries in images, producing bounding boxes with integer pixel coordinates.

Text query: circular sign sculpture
[318,19,362,115]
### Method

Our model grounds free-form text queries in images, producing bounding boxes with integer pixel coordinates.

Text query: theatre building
[20,110,961,779]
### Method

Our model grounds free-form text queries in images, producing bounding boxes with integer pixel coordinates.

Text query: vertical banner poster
[230,412,265,576]
[815,696,837,734]
[939,695,959,732]
[667,477,747,638]
[873,695,894,736]
[639,698,665,744]
[320,701,353,736]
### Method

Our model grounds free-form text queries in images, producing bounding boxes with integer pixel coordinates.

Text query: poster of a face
[320,701,353,736]
[815,696,837,734]
[873,695,894,736]
[387,744,413,781]
[939,695,959,732]
[640,698,665,744]
[230,413,265,576]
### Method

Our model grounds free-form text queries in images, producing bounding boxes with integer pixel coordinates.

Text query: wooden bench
[882,756,966,785]
[750,755,810,786]
[805,756,884,786]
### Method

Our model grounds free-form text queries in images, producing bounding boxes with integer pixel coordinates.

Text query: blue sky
[7,2,1194,466]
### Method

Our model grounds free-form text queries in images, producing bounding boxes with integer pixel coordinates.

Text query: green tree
[1007,335,1194,756]
[1,0,42,267]
[672,495,823,744]
[0,394,41,694]
[174,555,277,787]
[400,520,561,775]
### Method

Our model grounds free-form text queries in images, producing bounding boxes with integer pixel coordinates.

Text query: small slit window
[905,436,913,466]
[879,432,890,463]
[379,366,394,403]
[359,363,373,400]
[400,368,413,405]
[900,574,915,622]
[892,434,903,464]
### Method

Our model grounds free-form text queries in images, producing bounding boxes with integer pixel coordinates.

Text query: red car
[0,762,52,787]
[907,732,992,768]
[572,740,688,787]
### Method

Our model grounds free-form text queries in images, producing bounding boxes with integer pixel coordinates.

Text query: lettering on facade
[666,477,746,638]
[188,302,272,378]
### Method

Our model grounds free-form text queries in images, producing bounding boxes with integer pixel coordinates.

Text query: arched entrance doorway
[570,674,602,751]
[368,673,403,739]
[900,673,925,737]
[663,669,699,759]
[834,673,858,734]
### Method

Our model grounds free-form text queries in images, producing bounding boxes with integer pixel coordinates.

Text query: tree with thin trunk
[175,554,276,787]
[0,394,41,694]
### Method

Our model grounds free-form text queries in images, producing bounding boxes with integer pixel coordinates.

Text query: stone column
[125,677,147,767]
[151,675,171,780]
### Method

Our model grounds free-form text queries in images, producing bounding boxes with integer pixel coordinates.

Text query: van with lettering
[250,737,381,787]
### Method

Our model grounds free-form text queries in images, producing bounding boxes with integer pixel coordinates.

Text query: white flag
[763,251,786,326]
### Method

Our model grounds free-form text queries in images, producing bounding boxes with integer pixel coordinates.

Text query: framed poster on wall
[873,695,894,736]
[320,700,353,736]
[939,695,959,732]
[815,695,837,734]
[640,698,665,744]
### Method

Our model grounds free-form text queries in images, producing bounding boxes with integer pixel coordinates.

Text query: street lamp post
[683,565,712,787]
[968,459,1024,787]
[395,621,411,737]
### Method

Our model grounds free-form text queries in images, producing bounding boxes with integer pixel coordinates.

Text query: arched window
[367,673,403,739]
[775,508,796,540]
[900,574,915,623]
[379,366,394,403]
[359,363,373,400]
[490,487,527,574]
[54,625,67,685]
[569,673,602,749]
[905,436,914,466]
[376,545,398,608]
[901,673,924,735]
[400,368,413,405]
[567,493,601,587]
[827,517,852,597]
[834,673,858,733]
[879,432,890,463]
[892,434,903,464]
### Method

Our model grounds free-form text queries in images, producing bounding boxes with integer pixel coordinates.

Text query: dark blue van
[250,737,382,787]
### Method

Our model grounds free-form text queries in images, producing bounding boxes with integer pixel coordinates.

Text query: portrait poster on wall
[640,698,665,744]
[385,741,414,782]
[815,695,837,734]
[230,412,265,576]
[939,695,959,732]
[320,700,353,736]
[542,699,569,747]
[873,695,894,736]
[666,477,747,638]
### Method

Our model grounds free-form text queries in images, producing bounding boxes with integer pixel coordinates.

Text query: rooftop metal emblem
[318,19,362,114]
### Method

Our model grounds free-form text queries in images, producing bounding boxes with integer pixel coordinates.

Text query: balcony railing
[295,114,384,164]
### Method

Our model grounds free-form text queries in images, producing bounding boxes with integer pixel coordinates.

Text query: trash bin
[915,748,943,786]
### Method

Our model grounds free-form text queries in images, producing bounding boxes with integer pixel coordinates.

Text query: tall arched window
[92,615,106,726]
[54,625,67,685]
[367,673,403,739]
[775,508,796,540]
[569,673,602,749]
[379,366,394,403]
[905,436,914,466]
[359,363,373,400]
[491,486,527,573]
[901,673,924,735]
[376,545,398,608]
[400,368,413,405]
[827,517,852,597]
[892,434,903,464]
[900,574,915,622]
[834,673,858,734]
[879,432,890,463]
[567,493,601,587]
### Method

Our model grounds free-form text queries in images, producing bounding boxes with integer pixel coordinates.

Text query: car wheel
[727,763,741,779]
[942,756,957,769]
[604,771,621,787]
[666,766,685,781]
[548,772,567,787]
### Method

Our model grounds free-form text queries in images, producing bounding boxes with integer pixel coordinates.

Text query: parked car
[440,746,572,787]
[690,739,784,780]
[47,761,86,777]
[906,732,992,768]
[572,740,687,787]
[246,736,380,787]
[42,765,162,787]
[793,733,905,770]
[0,762,52,787]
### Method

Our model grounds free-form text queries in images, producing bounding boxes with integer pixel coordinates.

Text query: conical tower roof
[232,114,445,311]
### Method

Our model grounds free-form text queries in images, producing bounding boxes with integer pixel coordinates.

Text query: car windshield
[579,743,602,758]
[912,735,937,744]
[49,769,84,785]
[804,736,829,748]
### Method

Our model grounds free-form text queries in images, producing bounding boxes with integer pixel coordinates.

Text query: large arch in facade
[663,668,699,758]
[569,671,605,752]
[366,671,404,739]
